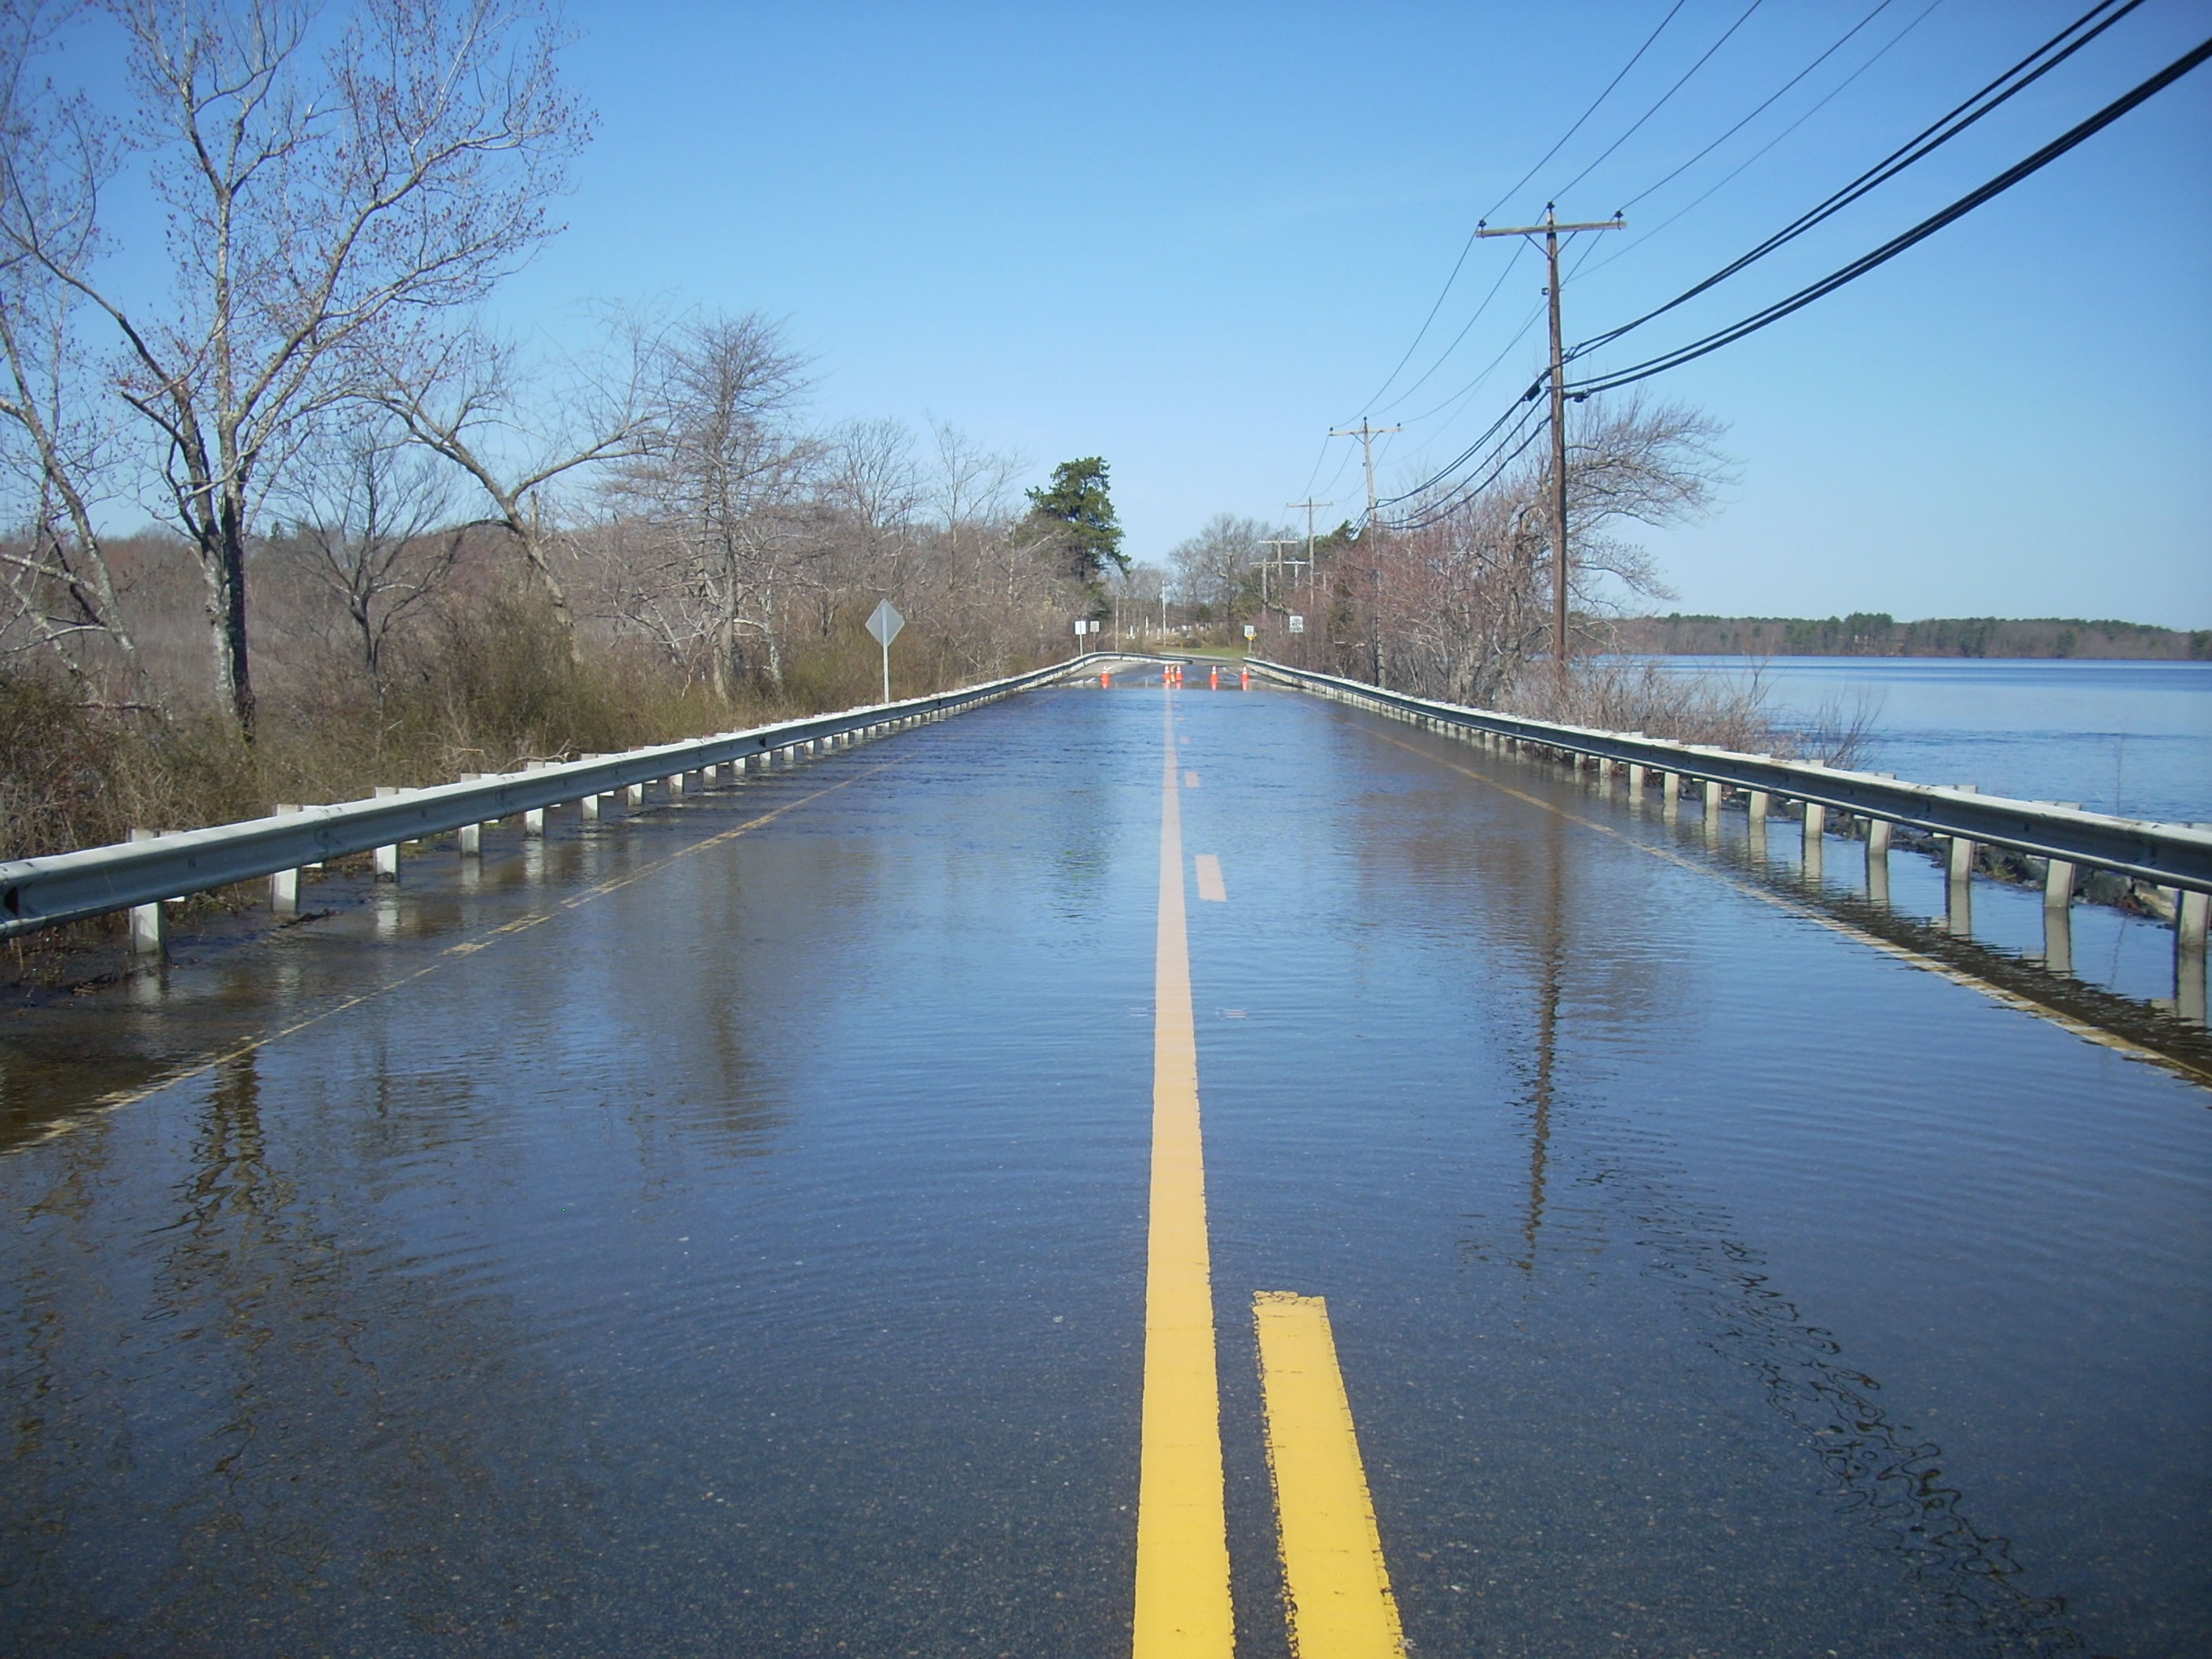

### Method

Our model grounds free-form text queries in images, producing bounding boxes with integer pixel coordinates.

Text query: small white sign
[1287,613,1306,633]
[866,599,904,647]
[1243,624,1256,640]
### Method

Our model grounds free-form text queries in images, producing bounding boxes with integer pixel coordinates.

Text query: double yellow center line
[1132,696,1404,1658]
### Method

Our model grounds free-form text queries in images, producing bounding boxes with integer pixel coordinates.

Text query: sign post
[866,599,904,703]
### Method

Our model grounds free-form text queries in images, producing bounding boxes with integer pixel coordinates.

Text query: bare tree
[0,0,148,700]
[0,0,585,732]
[378,318,655,657]
[1169,513,1278,621]
[269,410,458,688]
[1111,558,1165,647]
[1375,394,1728,705]
[817,415,921,627]
[601,311,816,698]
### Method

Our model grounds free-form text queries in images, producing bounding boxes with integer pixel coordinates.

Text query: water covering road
[1,676,2205,1656]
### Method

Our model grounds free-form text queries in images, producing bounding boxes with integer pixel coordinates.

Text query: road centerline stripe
[1254,1291,1407,1659]
[1133,695,1234,1658]
[1193,855,1228,904]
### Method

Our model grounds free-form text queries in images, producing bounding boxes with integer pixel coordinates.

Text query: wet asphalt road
[1,676,2205,1656]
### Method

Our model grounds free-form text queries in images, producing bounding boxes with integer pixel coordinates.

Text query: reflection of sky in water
[1642,657,2212,822]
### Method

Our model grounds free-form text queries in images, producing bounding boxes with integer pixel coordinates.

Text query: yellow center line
[1133,694,1235,1658]
[1254,1291,1407,1659]
[1361,725,2212,1088]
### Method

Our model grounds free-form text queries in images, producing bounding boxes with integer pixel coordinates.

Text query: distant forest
[1617,613,2210,660]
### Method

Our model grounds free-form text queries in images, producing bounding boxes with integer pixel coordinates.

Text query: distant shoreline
[1617,613,2210,661]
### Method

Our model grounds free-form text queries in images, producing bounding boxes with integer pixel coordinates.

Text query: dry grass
[1502,657,1878,768]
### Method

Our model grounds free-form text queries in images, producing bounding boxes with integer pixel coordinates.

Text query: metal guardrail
[1249,658,2212,896]
[0,653,1120,939]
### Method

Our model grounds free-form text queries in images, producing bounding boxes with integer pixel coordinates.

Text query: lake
[1643,657,2212,824]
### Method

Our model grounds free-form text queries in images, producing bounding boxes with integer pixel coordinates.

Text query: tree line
[0,0,1125,746]
[1166,394,1732,720]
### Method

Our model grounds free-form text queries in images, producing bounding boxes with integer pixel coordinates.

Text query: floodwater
[1646,655,2212,823]
[1,680,2205,1656]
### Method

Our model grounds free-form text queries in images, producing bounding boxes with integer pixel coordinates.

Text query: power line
[1574,0,2144,360]
[1373,241,1529,417]
[1568,0,1946,291]
[1614,0,1898,215]
[1567,32,2212,397]
[1350,0,1689,415]
[1480,0,1690,225]
[1387,405,1553,532]
[1397,296,1547,428]
[1549,0,1769,207]
[1372,14,2199,527]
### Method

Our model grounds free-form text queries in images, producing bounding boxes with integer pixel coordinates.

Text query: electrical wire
[1373,242,1529,417]
[1387,408,1555,531]
[1399,296,1548,428]
[1346,0,1689,417]
[1548,0,1768,207]
[1614,0,1897,214]
[1574,0,2144,358]
[1479,0,1691,225]
[1568,0,1945,290]
[1566,33,2212,397]
[1377,390,1545,513]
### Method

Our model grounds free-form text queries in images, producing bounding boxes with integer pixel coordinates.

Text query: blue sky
[98,2,2212,621]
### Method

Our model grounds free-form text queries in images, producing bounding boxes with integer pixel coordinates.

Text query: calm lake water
[1646,657,2212,823]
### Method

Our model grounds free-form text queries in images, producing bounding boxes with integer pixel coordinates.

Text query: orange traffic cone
[1240,668,1250,689]
[1209,667,1219,689]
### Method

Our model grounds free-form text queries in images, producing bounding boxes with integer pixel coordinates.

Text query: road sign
[1288,614,1306,633]
[1243,624,1256,640]
[867,600,903,702]
[866,600,904,647]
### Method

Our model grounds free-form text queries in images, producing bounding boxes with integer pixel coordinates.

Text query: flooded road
[2,679,2206,1656]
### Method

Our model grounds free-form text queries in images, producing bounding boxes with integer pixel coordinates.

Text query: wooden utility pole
[1477,204,1622,683]
[1255,538,1298,606]
[1286,497,1333,591]
[1327,423,1401,686]
[1327,421,1401,534]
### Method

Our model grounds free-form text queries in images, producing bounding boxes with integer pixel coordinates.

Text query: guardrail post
[373,787,401,880]
[1944,790,1978,934]
[1702,778,1723,843]
[1661,771,1680,820]
[579,758,601,822]
[667,769,686,799]
[522,761,550,836]
[1865,817,1891,903]
[2042,857,2075,973]
[269,805,302,913]
[627,778,646,806]
[1627,762,1646,805]
[1801,802,1826,879]
[2176,889,2207,1024]
[128,828,167,955]
[456,775,484,854]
